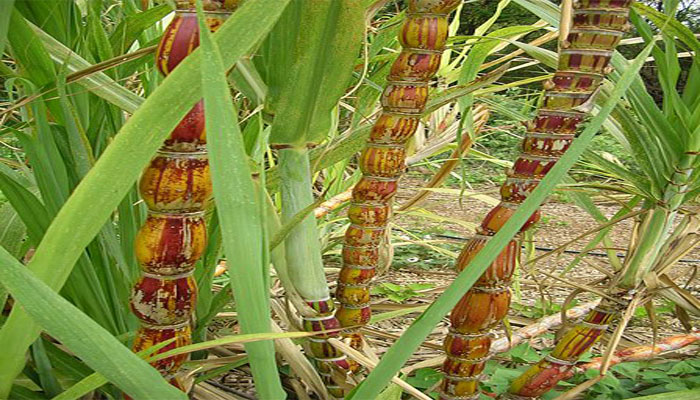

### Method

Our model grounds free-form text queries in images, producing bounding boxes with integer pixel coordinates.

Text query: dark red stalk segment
[440,1,632,399]
[302,298,360,398]
[335,0,462,350]
[130,1,237,390]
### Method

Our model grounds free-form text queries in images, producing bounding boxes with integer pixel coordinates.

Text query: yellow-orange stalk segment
[335,0,462,350]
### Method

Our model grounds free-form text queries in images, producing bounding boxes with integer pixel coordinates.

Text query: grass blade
[266,0,365,146]
[631,2,700,55]
[30,340,62,397]
[7,8,55,88]
[197,1,285,398]
[629,388,700,399]
[53,329,316,400]
[0,0,14,56]
[52,372,106,400]
[31,21,144,113]
[109,4,171,55]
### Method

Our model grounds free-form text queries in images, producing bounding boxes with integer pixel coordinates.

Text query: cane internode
[129,1,237,390]
[302,297,359,398]
[336,0,462,351]
[439,0,632,398]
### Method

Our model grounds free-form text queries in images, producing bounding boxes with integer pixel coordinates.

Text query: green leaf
[506,343,540,363]
[0,166,50,245]
[458,25,541,111]
[109,4,171,55]
[0,195,28,258]
[86,0,114,62]
[631,2,700,55]
[486,367,525,393]
[53,329,313,400]
[14,0,76,46]
[0,246,187,399]
[9,385,46,400]
[266,0,365,146]
[375,383,403,400]
[7,8,56,87]
[0,0,290,393]
[0,0,14,57]
[229,58,267,107]
[196,1,284,397]
[31,340,62,398]
[668,361,696,376]
[511,0,559,26]
[32,21,144,113]
[350,39,655,400]
[665,378,690,391]
[51,372,106,400]
[404,368,443,390]
[424,61,510,114]
[612,362,641,380]
[640,370,670,381]
[512,40,558,69]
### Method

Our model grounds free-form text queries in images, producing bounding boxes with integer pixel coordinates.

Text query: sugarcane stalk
[506,213,682,398]
[335,0,463,350]
[437,1,634,399]
[570,332,700,377]
[509,112,692,398]
[278,148,360,398]
[129,0,237,390]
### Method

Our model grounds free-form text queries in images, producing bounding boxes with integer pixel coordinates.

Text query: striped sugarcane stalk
[563,332,700,380]
[439,1,633,399]
[505,297,624,398]
[129,0,237,390]
[335,0,462,349]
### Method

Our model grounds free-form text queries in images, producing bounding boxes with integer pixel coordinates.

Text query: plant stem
[278,147,356,397]
[335,0,464,351]
[279,148,331,301]
[618,207,671,288]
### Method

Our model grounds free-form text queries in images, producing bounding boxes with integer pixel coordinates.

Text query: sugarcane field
[1,0,700,399]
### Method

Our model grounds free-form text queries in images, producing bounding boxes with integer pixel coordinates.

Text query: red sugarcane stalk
[570,332,700,376]
[506,1,635,396]
[439,1,633,398]
[496,334,700,399]
[335,0,463,350]
[490,301,599,355]
[129,0,237,390]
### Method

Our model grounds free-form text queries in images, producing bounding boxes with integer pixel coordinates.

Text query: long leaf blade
[197,2,285,398]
